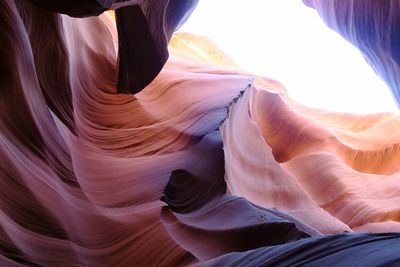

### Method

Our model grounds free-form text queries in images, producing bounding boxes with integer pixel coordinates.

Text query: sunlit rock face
[222,81,400,234]
[303,0,400,106]
[1,0,400,266]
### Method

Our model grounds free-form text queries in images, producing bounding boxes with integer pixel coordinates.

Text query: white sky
[179,0,400,114]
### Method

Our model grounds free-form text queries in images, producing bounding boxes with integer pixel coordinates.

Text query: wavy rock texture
[222,83,400,234]
[198,233,400,266]
[303,0,400,106]
[1,0,400,266]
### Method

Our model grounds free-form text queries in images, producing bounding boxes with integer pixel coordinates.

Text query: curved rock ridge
[197,232,400,266]
[114,0,198,94]
[1,0,400,266]
[303,0,400,107]
[0,1,244,265]
[221,84,400,234]
[29,0,198,94]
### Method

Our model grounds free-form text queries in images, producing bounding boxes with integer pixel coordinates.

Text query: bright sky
[179,0,400,114]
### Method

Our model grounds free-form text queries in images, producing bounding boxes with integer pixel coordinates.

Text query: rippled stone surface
[0,1,399,266]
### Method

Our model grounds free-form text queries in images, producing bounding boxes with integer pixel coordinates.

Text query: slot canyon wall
[0,0,400,266]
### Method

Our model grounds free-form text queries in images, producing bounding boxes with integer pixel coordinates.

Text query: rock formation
[0,1,399,266]
[303,0,400,106]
